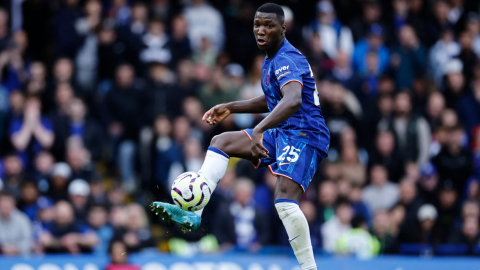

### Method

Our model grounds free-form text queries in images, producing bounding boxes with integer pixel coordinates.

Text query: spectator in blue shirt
[9,96,54,166]
[352,24,390,76]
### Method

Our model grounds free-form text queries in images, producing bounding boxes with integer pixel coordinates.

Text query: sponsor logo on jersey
[275,65,289,75]
[277,71,291,80]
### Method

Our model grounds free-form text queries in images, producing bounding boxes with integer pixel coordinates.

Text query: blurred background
[0,0,480,269]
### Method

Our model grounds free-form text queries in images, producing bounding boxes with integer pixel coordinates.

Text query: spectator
[47,162,71,202]
[139,19,173,67]
[68,179,91,222]
[321,199,353,252]
[398,179,424,243]
[304,1,354,59]
[426,92,447,132]
[213,178,270,251]
[456,73,480,141]
[300,201,322,248]
[410,204,442,244]
[17,181,40,221]
[429,27,460,85]
[0,192,33,255]
[389,92,431,166]
[31,151,55,190]
[433,125,474,192]
[369,130,404,182]
[417,162,440,205]
[10,96,55,165]
[199,66,238,110]
[54,97,103,161]
[425,0,453,47]
[448,217,480,253]
[466,13,480,58]
[101,64,146,192]
[106,240,140,270]
[87,205,113,255]
[362,165,400,213]
[371,210,398,254]
[74,0,102,92]
[350,1,389,43]
[390,25,427,89]
[39,200,98,254]
[183,0,225,53]
[316,180,338,223]
[435,180,459,243]
[112,203,155,253]
[334,216,380,259]
[443,59,467,109]
[352,24,390,75]
[332,50,363,98]
[0,153,25,198]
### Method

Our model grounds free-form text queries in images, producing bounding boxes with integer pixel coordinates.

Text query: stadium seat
[435,244,468,255]
[399,244,433,255]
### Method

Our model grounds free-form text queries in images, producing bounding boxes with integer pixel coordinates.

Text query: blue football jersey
[261,40,330,154]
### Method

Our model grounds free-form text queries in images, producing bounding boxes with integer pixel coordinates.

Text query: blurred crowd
[0,0,479,258]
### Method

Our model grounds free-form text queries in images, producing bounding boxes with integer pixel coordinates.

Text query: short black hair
[351,215,366,228]
[257,3,285,23]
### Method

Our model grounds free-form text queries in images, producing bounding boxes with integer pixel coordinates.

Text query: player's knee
[210,134,228,151]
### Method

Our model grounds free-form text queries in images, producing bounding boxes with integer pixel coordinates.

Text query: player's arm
[251,81,302,158]
[202,95,269,125]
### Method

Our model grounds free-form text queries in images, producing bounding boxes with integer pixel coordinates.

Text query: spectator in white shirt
[321,199,353,252]
[362,165,400,213]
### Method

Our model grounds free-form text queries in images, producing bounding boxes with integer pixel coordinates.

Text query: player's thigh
[210,131,257,162]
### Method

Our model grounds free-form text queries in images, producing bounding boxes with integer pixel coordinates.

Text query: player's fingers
[202,108,215,122]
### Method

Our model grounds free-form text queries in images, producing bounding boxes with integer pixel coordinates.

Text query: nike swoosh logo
[289,235,300,242]
[279,162,290,165]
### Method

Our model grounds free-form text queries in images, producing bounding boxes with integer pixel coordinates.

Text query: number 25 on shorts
[278,146,300,165]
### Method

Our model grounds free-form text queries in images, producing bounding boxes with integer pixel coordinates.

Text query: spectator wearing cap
[409,204,442,245]
[47,162,71,202]
[303,1,354,59]
[362,165,400,213]
[39,200,98,254]
[0,192,33,255]
[352,24,390,76]
[433,125,474,192]
[390,25,427,90]
[417,162,440,205]
[443,60,467,110]
[68,179,91,223]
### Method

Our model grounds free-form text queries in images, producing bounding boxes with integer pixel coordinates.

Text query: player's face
[253,12,285,50]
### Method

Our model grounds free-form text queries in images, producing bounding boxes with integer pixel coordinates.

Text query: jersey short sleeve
[274,54,304,90]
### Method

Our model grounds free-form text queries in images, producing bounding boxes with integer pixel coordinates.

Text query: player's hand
[202,104,231,125]
[251,129,269,159]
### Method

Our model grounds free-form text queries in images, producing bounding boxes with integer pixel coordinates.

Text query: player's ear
[281,23,286,35]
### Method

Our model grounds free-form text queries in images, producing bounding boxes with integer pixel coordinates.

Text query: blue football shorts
[242,128,326,192]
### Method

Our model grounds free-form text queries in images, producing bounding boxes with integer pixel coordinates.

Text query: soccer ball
[171,172,211,211]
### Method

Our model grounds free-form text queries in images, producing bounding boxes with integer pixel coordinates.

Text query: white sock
[275,200,317,270]
[195,147,229,216]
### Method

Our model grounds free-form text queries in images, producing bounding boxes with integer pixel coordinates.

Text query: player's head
[254,3,286,51]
